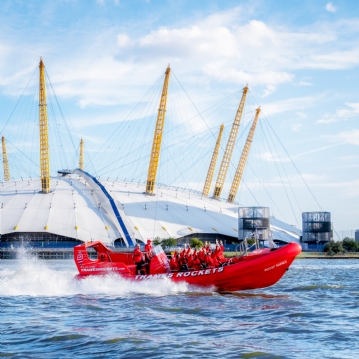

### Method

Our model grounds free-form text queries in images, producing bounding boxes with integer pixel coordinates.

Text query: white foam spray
[0,247,212,297]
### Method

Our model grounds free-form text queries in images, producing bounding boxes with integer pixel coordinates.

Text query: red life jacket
[186,247,191,256]
[198,250,206,262]
[145,243,153,258]
[187,255,194,268]
[133,248,143,263]
[192,257,202,270]
[205,255,214,268]
[170,257,179,271]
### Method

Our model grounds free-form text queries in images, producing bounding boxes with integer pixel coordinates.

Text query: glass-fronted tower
[238,207,270,241]
[302,212,332,244]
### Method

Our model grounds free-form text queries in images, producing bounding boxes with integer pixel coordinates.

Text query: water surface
[1,253,359,358]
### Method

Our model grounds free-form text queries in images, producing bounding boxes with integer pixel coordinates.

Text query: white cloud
[292,144,341,158]
[326,129,359,145]
[257,151,290,163]
[1,6,359,108]
[117,33,131,47]
[296,112,307,119]
[292,123,302,132]
[297,81,312,86]
[317,102,359,124]
[261,95,321,117]
[326,2,337,13]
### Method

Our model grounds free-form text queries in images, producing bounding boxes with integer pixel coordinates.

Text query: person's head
[136,243,140,248]
[147,239,152,244]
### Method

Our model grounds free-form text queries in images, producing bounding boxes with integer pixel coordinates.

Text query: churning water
[1,249,359,358]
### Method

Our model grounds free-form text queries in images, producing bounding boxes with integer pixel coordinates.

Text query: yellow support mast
[79,138,84,170]
[202,124,224,197]
[2,136,10,181]
[146,65,171,195]
[227,107,261,203]
[212,86,248,199]
[39,57,51,193]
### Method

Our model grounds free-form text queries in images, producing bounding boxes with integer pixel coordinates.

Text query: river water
[1,251,359,359]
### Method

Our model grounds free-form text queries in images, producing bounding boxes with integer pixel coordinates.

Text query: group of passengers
[133,238,229,274]
[169,240,227,272]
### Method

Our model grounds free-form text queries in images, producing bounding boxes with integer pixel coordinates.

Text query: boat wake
[0,248,212,297]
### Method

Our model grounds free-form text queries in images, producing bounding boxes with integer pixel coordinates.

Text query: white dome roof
[0,170,301,246]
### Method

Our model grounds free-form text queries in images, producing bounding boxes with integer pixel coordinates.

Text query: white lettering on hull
[82,267,125,272]
[264,260,287,272]
[134,267,224,281]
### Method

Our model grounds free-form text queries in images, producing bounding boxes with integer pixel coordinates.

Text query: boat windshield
[152,245,164,256]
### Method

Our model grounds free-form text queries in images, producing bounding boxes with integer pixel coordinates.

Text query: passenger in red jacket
[186,244,192,257]
[178,248,189,271]
[169,253,180,271]
[133,243,145,275]
[205,252,214,268]
[191,253,202,270]
[144,239,153,262]
[218,240,227,264]
[198,247,206,265]
[219,240,225,254]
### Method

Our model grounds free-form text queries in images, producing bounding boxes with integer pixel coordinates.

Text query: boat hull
[132,243,300,291]
[74,242,301,292]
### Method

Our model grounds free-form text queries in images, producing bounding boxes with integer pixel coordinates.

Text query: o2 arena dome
[1,59,304,248]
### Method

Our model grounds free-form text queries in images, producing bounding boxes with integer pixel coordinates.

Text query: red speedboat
[74,238,301,292]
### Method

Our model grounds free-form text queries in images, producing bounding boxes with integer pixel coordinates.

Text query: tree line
[323,237,359,255]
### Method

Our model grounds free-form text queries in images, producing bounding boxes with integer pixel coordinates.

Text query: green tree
[342,237,359,252]
[152,237,161,246]
[159,237,177,249]
[323,240,344,256]
[189,238,203,249]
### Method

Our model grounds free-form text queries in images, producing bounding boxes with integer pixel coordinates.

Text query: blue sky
[0,0,358,235]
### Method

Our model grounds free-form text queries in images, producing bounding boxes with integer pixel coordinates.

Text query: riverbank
[296,252,359,259]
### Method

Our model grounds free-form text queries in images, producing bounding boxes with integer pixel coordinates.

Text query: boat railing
[236,227,276,257]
